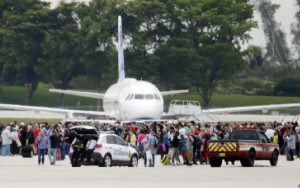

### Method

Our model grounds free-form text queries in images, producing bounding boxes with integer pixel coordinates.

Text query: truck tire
[241,150,255,167]
[209,158,222,167]
[270,151,278,166]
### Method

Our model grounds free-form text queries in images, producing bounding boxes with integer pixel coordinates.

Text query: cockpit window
[145,94,154,100]
[135,94,144,100]
[125,94,131,100]
[125,94,134,100]
[154,94,160,100]
[129,94,134,100]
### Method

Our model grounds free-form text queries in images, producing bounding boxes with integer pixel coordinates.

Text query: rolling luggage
[21,145,33,158]
[161,155,170,165]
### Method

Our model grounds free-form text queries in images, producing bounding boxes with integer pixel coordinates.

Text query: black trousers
[193,146,201,164]
[11,141,19,155]
[71,149,82,164]
[80,149,94,161]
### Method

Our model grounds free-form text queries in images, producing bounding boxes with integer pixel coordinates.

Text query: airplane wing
[49,89,105,99]
[160,90,189,96]
[0,103,111,118]
[203,103,300,114]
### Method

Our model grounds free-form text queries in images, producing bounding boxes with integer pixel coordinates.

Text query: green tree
[75,0,117,89]
[258,0,291,66]
[41,2,86,106]
[292,0,300,66]
[0,0,53,104]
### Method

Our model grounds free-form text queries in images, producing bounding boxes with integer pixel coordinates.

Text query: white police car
[69,125,139,167]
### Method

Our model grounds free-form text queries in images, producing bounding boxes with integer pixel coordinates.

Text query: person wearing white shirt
[11,128,21,155]
[265,126,275,140]
[1,126,12,156]
[80,137,97,162]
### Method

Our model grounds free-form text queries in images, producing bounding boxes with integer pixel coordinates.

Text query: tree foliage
[0,0,53,104]
[257,0,290,66]
[274,77,300,96]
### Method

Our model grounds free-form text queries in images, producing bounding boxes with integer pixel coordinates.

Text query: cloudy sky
[44,0,298,48]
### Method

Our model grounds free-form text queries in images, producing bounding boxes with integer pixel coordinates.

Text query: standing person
[32,124,40,155]
[11,128,21,155]
[192,131,201,165]
[157,130,165,160]
[26,125,35,152]
[48,130,60,165]
[294,127,300,158]
[285,130,296,161]
[37,132,48,165]
[149,131,157,167]
[137,130,146,151]
[19,125,28,147]
[1,126,12,156]
[61,127,71,160]
[171,131,181,165]
[186,132,194,164]
[163,130,169,155]
[202,131,210,164]
[71,135,84,166]
[123,128,131,144]
[297,127,300,157]
[179,134,192,166]
[142,135,152,167]
[56,130,63,161]
[130,130,137,146]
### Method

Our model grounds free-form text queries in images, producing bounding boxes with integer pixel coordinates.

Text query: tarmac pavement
[0,155,299,188]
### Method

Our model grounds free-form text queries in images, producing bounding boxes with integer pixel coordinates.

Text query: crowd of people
[0,120,300,166]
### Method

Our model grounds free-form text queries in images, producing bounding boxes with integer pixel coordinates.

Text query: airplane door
[114,136,130,162]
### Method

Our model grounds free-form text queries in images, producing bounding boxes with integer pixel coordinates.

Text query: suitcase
[161,155,170,165]
[286,152,294,161]
[21,145,33,158]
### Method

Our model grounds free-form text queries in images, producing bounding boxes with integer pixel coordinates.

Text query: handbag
[16,139,22,147]
[146,150,152,160]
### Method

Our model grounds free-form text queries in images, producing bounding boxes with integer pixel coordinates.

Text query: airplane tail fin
[118,16,125,82]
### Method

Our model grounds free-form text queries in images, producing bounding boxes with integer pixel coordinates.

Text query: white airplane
[1,16,300,121]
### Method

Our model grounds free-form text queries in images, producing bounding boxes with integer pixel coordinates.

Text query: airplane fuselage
[103,78,164,120]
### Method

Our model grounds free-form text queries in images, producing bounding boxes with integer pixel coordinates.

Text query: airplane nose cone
[121,100,163,120]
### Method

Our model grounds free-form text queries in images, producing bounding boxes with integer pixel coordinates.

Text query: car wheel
[209,157,222,167]
[270,151,278,166]
[129,155,138,167]
[241,150,255,167]
[103,154,112,167]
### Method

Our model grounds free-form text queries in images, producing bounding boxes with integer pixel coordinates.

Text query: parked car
[69,125,139,167]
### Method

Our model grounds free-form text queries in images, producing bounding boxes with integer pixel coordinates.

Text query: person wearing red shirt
[33,124,40,155]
